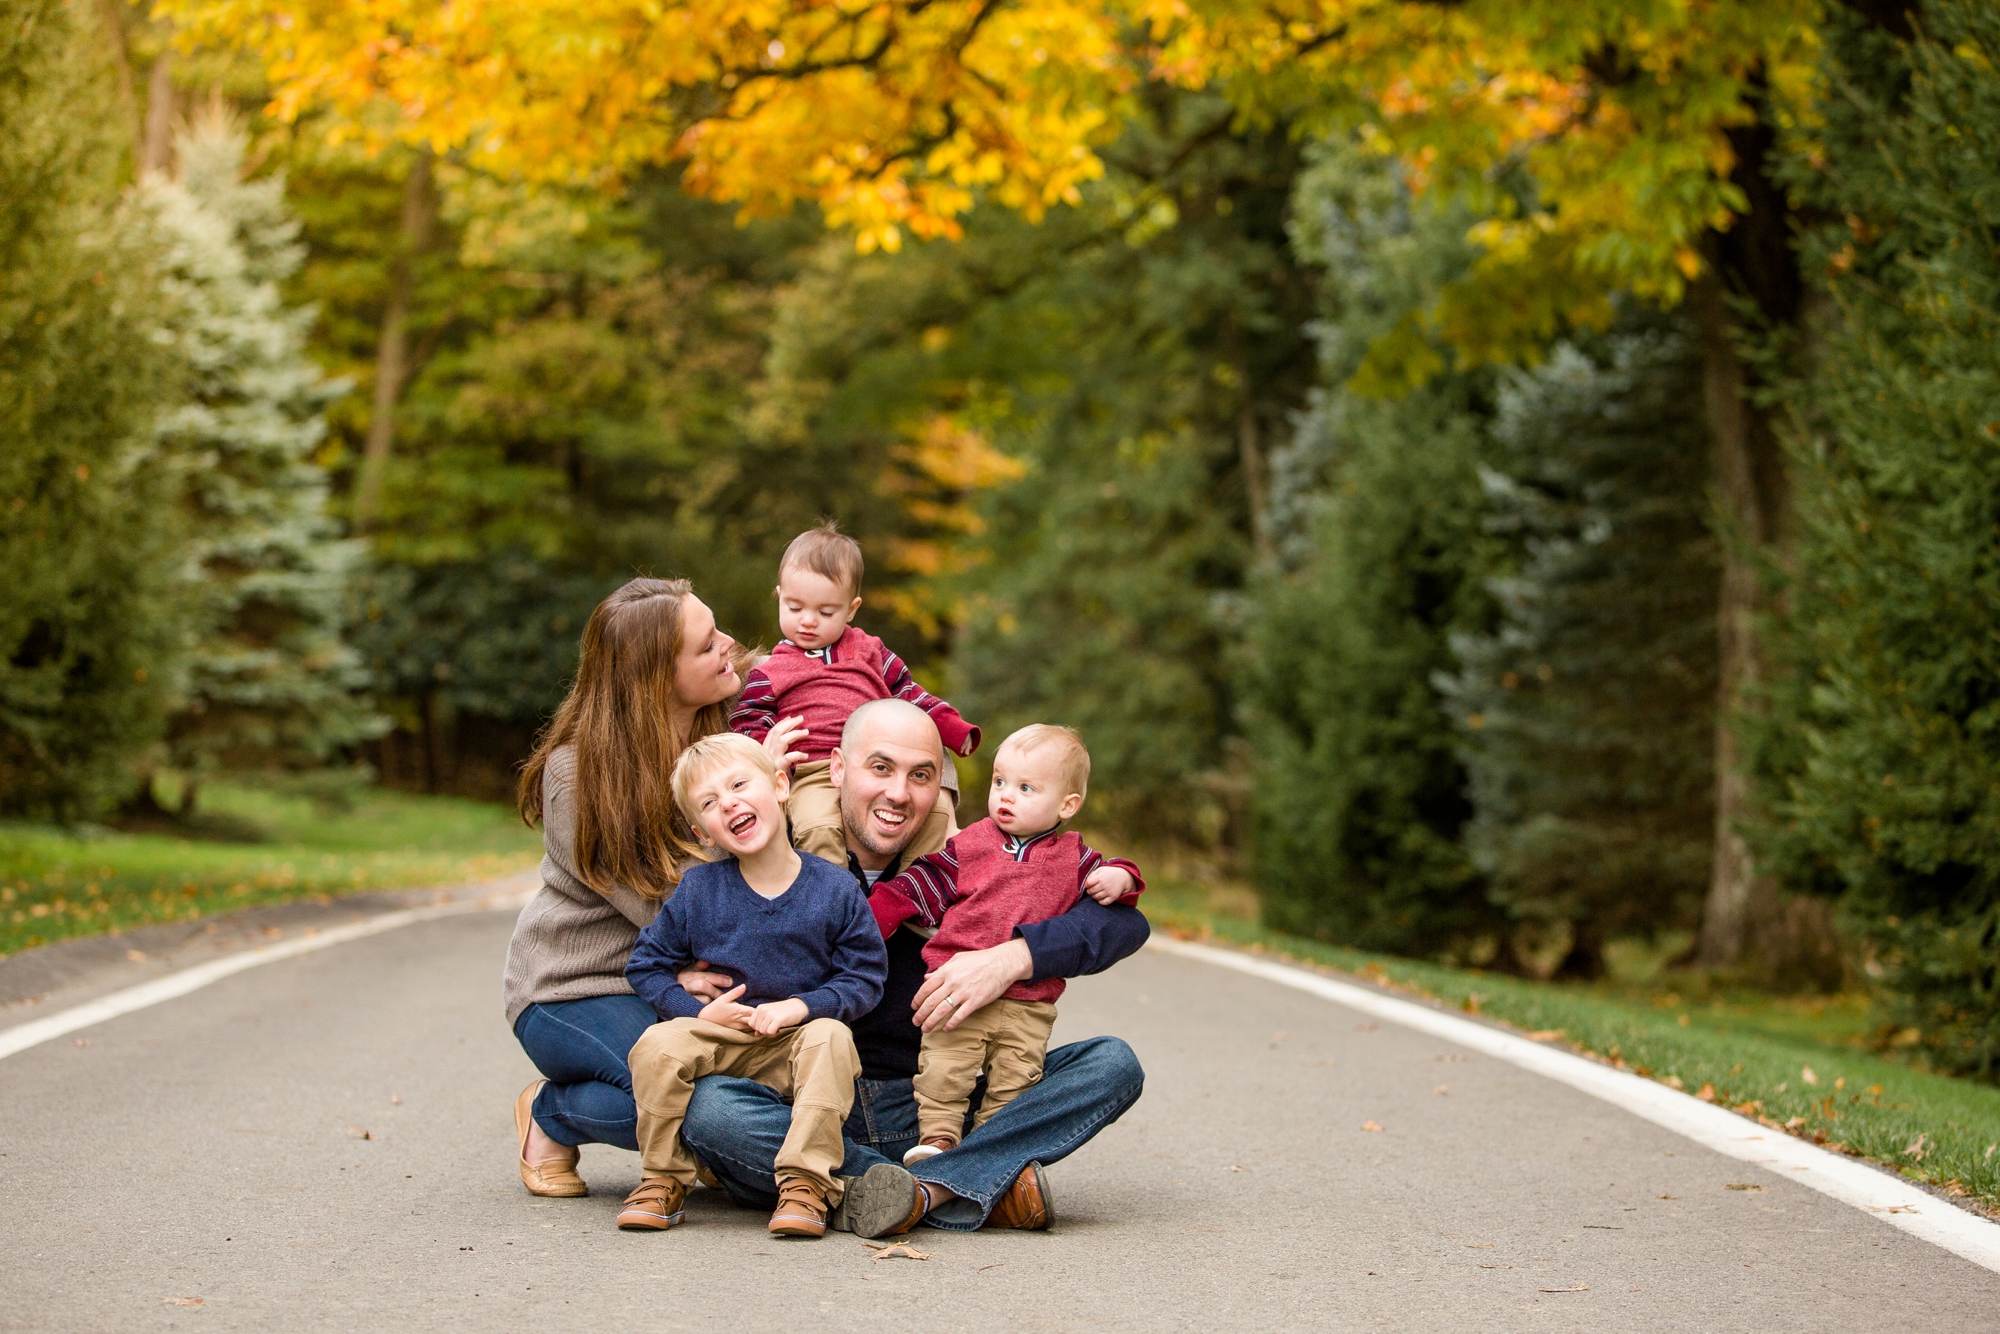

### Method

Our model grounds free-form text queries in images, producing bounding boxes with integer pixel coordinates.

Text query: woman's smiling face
[671,596,739,710]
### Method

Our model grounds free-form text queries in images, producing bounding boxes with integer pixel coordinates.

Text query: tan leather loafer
[617,1178,687,1231]
[515,1080,586,1198]
[829,1162,925,1238]
[985,1161,1051,1230]
[768,1175,830,1238]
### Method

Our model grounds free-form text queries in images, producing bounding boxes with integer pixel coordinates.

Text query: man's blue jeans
[512,994,658,1151]
[681,1036,1144,1230]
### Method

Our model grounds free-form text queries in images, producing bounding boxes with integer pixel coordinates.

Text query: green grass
[1140,869,2000,1215]
[0,781,542,958]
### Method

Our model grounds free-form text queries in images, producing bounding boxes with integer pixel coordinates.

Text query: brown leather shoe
[616,1178,687,1231]
[830,1163,927,1238]
[515,1081,585,1197]
[768,1175,830,1238]
[985,1161,1052,1230]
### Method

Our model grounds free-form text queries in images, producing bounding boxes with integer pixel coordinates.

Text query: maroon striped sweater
[730,626,979,763]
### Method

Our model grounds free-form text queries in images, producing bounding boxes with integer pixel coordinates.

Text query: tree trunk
[140,49,175,176]
[91,0,140,153]
[352,150,438,531]
[1689,112,1803,969]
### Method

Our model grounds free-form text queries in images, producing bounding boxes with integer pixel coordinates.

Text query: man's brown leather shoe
[985,1161,1052,1230]
[515,1081,586,1198]
[829,1163,926,1238]
[616,1178,687,1231]
[769,1175,830,1238]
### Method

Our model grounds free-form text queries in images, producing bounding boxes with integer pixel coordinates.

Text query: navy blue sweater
[626,853,887,1024]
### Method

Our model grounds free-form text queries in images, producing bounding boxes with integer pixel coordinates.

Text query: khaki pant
[630,1016,860,1200]
[912,998,1057,1145]
[788,758,955,866]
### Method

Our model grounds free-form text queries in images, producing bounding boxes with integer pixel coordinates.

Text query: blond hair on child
[999,724,1091,799]
[669,731,780,824]
[780,519,865,598]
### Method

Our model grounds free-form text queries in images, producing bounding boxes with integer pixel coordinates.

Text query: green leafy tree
[1239,138,1504,956]
[1752,0,2000,1074]
[0,0,186,820]
[144,111,380,796]
[1442,318,1719,979]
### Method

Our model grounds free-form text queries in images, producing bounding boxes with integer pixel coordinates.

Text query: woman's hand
[698,984,754,1031]
[749,997,810,1037]
[762,715,810,774]
[912,938,1033,1032]
[1083,865,1136,905]
[677,960,735,1002]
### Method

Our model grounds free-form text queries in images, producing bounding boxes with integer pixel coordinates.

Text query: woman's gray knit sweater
[502,746,665,1025]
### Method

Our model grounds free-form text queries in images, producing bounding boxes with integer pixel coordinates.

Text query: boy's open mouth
[727,810,758,838]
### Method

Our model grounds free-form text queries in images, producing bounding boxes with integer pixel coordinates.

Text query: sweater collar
[999,823,1063,861]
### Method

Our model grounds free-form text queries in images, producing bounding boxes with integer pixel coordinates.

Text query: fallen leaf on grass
[1801,1066,1818,1086]
[1525,1030,1563,1042]
[1540,1284,1589,1293]
[1361,1121,1384,1132]
[864,1242,931,1261]
[163,1297,204,1307]
[1696,1084,1717,1102]
[1725,1183,1765,1193]
[1903,1133,1930,1161]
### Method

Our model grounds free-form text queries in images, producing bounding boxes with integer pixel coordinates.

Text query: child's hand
[749,997,810,1037]
[1083,865,1136,905]
[698,984,754,1031]
[677,960,735,1002]
[762,716,810,774]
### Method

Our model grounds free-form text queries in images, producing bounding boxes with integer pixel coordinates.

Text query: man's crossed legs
[681,1036,1144,1231]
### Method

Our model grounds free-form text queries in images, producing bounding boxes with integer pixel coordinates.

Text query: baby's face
[776,566,862,651]
[688,760,789,858]
[987,742,1082,838]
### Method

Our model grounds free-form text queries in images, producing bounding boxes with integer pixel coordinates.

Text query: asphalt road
[4,900,1999,1332]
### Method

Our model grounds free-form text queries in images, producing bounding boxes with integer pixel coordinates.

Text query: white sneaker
[901,1139,952,1166]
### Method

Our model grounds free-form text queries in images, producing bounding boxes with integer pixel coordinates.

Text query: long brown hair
[518,577,740,900]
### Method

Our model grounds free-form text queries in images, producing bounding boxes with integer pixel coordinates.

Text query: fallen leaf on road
[163,1297,204,1307]
[1464,1243,1493,1249]
[126,950,147,963]
[1433,1085,1449,1095]
[1658,1194,1677,1200]
[864,1243,931,1261]
[1478,1264,1513,1269]
[346,1125,374,1140]
[1725,1183,1765,1192]
[1225,1165,1243,1172]
[1361,1121,1384,1132]
[1355,1023,1378,1032]
[262,926,282,939]
[390,1095,403,1106]
[977,1263,1006,1274]
[71,1039,88,1047]
[1540,1284,1589,1293]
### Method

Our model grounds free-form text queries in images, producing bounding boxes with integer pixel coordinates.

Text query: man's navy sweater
[626,854,886,1024]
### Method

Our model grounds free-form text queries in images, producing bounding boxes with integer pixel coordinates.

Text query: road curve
[3,904,1997,1332]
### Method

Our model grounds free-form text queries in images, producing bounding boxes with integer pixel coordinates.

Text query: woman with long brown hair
[503,577,801,1196]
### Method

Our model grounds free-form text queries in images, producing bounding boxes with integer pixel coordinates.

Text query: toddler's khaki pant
[912,997,1057,1145]
[788,758,954,866]
[630,1016,860,1200]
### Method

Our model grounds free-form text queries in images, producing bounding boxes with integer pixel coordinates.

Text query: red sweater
[730,626,979,764]
[870,819,1144,1004]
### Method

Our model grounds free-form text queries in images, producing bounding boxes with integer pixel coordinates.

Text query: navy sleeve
[794,884,889,1024]
[1015,894,1150,983]
[624,887,703,1021]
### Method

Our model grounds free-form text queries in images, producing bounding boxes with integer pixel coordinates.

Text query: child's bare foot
[901,1135,957,1166]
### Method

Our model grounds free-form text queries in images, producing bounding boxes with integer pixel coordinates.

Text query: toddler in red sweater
[869,724,1144,1163]
[730,521,980,865]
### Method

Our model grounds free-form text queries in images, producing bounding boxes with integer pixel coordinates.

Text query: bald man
[679,699,1148,1237]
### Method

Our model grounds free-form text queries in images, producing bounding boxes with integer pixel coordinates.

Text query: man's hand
[761,715,810,774]
[912,938,1033,1032]
[750,997,810,1037]
[677,960,735,1002]
[698,984,754,1031]
[1082,865,1136,905]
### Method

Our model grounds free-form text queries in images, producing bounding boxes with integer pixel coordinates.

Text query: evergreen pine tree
[142,111,379,792]
[1240,138,1504,957]
[1754,0,2000,1074]
[1441,319,1718,978]
[0,0,187,820]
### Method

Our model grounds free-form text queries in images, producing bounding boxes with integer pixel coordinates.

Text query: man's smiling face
[831,701,944,868]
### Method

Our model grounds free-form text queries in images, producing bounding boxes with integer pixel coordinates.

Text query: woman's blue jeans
[512,994,658,1151]
[681,1035,1145,1229]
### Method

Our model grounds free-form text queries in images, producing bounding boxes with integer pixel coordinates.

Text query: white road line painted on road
[0,889,533,1063]
[1150,935,2000,1276]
